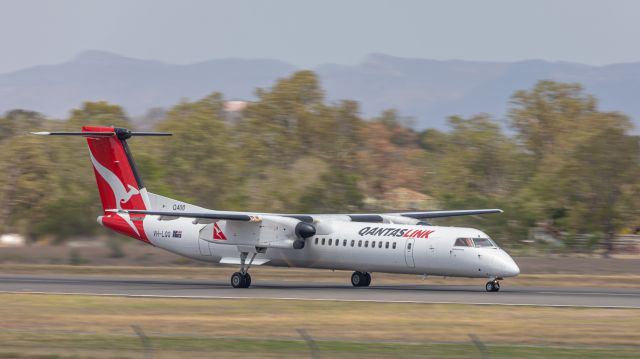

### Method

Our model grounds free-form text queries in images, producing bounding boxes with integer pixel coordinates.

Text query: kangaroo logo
[213,223,227,240]
[89,150,142,236]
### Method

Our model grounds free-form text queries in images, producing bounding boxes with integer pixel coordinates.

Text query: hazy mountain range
[1,50,639,129]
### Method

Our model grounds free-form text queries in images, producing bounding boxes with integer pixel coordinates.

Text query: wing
[122,209,262,223]
[115,208,502,224]
[392,209,503,219]
[294,208,503,224]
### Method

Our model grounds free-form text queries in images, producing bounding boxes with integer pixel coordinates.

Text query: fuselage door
[405,238,415,268]
[198,238,212,256]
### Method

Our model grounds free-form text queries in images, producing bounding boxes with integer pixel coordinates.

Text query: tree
[357,110,426,195]
[419,115,526,244]
[509,80,638,252]
[560,128,639,255]
[298,167,363,212]
[155,93,243,209]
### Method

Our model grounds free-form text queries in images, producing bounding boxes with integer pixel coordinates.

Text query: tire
[363,272,371,287]
[493,281,500,292]
[485,281,494,292]
[244,273,252,288]
[231,272,247,288]
[351,271,364,287]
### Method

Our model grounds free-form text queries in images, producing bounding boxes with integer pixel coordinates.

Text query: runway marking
[1,290,639,309]
[530,290,639,297]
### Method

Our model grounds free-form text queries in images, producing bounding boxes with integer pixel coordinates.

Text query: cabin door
[404,238,415,268]
[198,239,212,255]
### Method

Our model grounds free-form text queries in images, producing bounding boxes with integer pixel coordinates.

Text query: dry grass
[1,293,639,346]
[1,293,639,358]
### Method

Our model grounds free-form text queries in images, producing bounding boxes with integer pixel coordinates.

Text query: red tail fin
[84,126,148,212]
[32,126,171,242]
[83,126,150,242]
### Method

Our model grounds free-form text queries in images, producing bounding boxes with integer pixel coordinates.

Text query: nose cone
[495,250,520,277]
[503,258,520,277]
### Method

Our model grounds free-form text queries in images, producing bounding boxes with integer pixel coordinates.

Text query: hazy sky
[1,0,639,73]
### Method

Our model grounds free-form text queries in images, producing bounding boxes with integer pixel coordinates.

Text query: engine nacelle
[260,215,316,249]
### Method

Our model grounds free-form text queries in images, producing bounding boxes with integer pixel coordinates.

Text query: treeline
[0,71,638,253]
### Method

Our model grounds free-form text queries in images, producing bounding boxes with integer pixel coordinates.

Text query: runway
[0,274,638,308]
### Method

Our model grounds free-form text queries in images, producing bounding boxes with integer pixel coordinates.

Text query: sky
[1,0,640,73]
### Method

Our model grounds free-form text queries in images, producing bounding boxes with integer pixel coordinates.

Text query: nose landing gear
[485,280,500,292]
[351,271,371,287]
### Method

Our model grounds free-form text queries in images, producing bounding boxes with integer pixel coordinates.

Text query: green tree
[559,128,639,255]
[509,80,638,252]
[420,115,526,244]
[155,93,242,209]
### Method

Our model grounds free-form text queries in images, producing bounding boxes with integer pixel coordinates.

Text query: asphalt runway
[0,274,638,308]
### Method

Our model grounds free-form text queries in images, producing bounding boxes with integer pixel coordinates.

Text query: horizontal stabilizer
[31,131,172,137]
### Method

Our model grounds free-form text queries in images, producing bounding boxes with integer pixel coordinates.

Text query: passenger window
[372,241,376,248]
[315,238,318,245]
[336,239,339,246]
[358,240,362,247]
[378,241,383,248]
[454,238,474,247]
[392,242,397,249]
[351,240,355,247]
[343,239,347,246]
[385,242,389,249]
[329,238,333,246]
[408,243,412,250]
[322,238,325,245]
[365,241,369,248]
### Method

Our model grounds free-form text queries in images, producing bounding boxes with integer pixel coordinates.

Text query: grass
[0,293,638,358]
[1,336,639,358]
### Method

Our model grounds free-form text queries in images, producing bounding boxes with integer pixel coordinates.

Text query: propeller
[293,222,316,249]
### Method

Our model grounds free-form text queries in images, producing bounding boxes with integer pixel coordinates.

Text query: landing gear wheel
[351,271,365,287]
[231,272,251,288]
[363,272,372,287]
[231,251,257,288]
[485,280,500,292]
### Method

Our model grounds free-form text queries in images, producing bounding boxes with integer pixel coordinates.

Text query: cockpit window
[454,238,474,247]
[455,237,496,248]
[473,238,495,248]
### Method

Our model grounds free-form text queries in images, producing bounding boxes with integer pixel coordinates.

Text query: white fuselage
[140,216,520,279]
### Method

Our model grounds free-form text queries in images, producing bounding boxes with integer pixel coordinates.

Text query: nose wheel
[351,271,371,287]
[485,280,500,292]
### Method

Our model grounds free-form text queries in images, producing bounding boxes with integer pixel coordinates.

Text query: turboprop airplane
[33,126,520,291]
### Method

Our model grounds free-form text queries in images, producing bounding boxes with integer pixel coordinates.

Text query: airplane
[33,126,520,291]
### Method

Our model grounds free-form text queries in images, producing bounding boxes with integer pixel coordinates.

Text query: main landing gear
[485,279,500,292]
[231,251,257,288]
[351,271,371,287]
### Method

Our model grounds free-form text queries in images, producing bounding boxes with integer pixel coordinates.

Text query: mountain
[0,50,297,119]
[1,50,640,129]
